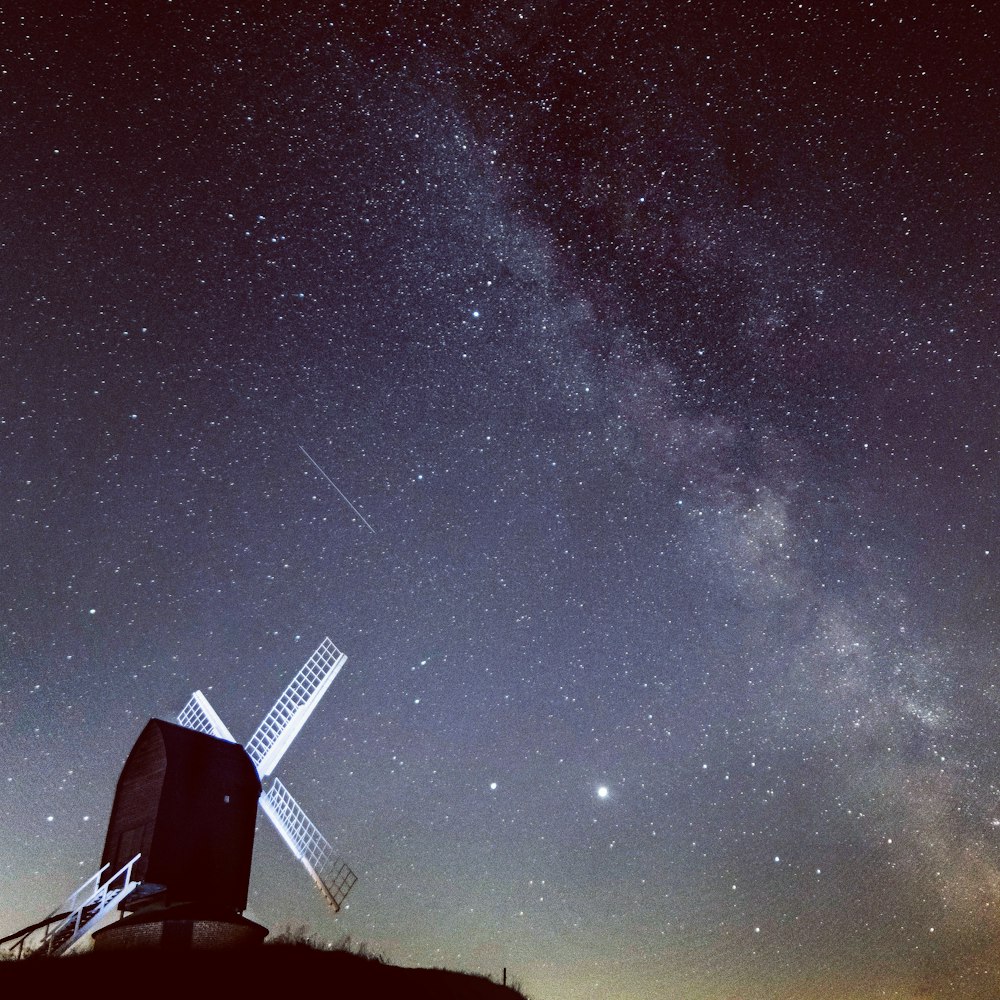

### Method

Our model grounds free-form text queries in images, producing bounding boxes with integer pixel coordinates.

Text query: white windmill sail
[177,690,236,742]
[244,637,346,778]
[173,635,357,914]
[259,777,357,911]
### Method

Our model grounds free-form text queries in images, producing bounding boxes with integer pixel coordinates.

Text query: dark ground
[0,941,530,998]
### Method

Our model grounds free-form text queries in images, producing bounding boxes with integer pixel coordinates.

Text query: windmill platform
[92,904,266,951]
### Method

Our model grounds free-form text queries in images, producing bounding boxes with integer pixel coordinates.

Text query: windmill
[177,636,357,909]
[2,637,356,956]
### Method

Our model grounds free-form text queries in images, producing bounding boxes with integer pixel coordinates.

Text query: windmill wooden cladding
[101,720,261,912]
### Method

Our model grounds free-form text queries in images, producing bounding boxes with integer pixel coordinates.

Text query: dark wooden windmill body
[101,720,261,913]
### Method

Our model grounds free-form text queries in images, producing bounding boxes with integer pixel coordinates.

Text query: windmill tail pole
[0,911,71,949]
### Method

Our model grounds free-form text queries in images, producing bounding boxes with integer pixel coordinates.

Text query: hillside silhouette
[0,937,530,999]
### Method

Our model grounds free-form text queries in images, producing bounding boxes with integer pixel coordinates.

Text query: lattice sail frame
[246,637,347,778]
[177,690,236,742]
[175,637,356,912]
[260,777,357,911]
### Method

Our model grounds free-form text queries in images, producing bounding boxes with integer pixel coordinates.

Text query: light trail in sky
[299,444,376,534]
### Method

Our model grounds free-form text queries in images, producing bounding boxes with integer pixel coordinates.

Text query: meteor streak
[299,444,376,533]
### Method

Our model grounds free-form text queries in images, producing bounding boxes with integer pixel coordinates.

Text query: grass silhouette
[0,932,530,999]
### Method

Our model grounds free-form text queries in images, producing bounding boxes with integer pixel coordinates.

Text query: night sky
[1,4,997,998]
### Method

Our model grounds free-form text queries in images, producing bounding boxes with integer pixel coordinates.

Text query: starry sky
[1,3,997,998]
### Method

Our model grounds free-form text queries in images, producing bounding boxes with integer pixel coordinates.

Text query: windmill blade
[259,777,357,912]
[177,690,236,742]
[245,637,346,778]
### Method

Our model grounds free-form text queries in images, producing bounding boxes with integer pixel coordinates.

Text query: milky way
[1,5,997,998]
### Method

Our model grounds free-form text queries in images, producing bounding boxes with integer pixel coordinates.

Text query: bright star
[597,786,609,799]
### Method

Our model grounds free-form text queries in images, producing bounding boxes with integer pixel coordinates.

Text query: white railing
[39,853,141,955]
